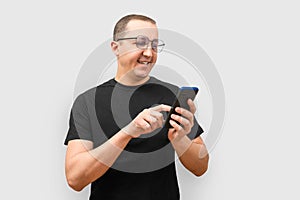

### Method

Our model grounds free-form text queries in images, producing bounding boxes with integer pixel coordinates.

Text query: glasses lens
[151,39,159,52]
[155,39,165,53]
[136,36,148,49]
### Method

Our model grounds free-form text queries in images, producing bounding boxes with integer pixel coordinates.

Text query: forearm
[66,104,171,191]
[171,136,209,176]
[66,130,132,191]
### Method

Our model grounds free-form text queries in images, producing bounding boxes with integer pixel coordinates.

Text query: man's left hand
[168,99,196,141]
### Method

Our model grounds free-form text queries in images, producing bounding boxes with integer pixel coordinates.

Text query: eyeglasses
[116,35,165,53]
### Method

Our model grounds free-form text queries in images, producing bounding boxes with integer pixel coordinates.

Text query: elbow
[194,164,208,177]
[66,175,85,192]
[194,154,209,177]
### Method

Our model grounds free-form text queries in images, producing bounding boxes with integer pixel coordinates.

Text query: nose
[142,46,153,58]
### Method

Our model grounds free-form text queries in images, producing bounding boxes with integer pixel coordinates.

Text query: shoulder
[73,78,115,104]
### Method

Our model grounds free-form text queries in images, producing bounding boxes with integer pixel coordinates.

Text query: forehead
[123,20,158,39]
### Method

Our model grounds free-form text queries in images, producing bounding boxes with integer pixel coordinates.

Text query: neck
[115,74,150,86]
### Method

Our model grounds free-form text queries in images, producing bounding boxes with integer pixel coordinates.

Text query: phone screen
[164,87,199,129]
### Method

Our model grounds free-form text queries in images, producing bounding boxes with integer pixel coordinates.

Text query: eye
[152,39,159,49]
[136,37,148,47]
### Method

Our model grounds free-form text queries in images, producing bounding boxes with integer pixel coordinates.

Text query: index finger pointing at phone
[150,104,171,112]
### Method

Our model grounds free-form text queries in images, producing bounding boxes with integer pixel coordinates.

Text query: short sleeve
[187,117,204,140]
[64,94,93,145]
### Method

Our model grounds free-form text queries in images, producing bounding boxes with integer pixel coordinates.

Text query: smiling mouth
[137,60,151,65]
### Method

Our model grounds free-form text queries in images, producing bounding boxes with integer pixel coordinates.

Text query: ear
[111,41,119,56]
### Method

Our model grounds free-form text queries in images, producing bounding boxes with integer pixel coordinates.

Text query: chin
[134,69,151,78]
[135,73,149,79]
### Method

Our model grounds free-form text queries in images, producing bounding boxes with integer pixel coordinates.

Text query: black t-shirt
[64,77,204,200]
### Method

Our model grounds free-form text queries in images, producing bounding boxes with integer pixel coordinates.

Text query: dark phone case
[164,87,199,129]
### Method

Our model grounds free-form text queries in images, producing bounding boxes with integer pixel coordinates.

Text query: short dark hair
[113,14,156,41]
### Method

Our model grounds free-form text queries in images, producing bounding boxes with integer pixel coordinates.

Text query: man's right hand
[122,104,171,138]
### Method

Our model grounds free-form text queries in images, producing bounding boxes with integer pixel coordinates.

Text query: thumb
[168,128,176,141]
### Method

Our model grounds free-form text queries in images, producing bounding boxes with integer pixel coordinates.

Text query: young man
[64,14,209,200]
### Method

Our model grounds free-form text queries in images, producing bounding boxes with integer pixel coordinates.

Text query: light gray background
[1,0,299,199]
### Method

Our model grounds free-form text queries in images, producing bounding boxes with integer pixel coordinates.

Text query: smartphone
[164,87,199,129]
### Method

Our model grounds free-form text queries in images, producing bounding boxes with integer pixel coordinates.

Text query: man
[64,14,209,200]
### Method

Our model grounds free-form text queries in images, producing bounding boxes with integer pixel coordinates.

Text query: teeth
[138,61,149,65]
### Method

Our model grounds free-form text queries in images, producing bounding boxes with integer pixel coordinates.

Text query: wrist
[171,135,192,157]
[120,127,138,139]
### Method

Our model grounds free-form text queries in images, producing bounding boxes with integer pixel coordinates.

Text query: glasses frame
[116,35,165,53]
